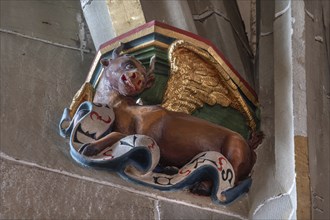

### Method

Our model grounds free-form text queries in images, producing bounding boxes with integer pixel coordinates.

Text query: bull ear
[145,74,155,89]
[100,58,110,67]
[112,43,124,59]
[147,55,156,75]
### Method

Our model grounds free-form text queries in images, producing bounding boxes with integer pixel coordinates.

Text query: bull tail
[248,131,264,168]
[248,131,264,150]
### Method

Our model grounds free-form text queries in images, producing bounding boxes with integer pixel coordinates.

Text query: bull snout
[121,71,144,91]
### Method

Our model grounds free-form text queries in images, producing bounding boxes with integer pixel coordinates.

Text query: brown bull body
[80,47,259,191]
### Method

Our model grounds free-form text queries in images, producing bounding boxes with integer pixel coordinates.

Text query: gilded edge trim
[124,41,169,54]
[100,27,156,54]
[69,82,95,118]
[84,23,258,106]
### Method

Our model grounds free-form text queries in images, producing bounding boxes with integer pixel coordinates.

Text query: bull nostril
[121,75,127,81]
[132,72,136,79]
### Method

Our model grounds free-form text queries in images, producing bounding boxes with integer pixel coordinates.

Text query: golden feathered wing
[161,40,256,131]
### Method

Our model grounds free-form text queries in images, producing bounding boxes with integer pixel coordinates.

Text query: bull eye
[125,63,134,70]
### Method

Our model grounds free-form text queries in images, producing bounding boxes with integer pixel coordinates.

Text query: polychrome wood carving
[59,21,263,205]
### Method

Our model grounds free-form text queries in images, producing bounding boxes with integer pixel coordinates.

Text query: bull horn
[112,43,124,59]
[147,55,156,75]
[100,58,110,67]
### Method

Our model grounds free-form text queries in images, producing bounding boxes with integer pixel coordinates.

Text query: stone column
[291,1,311,219]
[80,0,145,50]
[141,0,197,34]
[250,1,297,218]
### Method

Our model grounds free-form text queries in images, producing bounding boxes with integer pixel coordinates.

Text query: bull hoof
[163,166,179,175]
[78,143,100,156]
[190,181,212,196]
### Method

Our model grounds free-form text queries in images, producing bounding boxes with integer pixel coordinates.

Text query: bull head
[100,44,156,97]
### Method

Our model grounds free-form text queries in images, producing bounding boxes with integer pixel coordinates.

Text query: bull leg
[191,134,253,196]
[79,132,127,156]
[189,135,253,196]
[221,134,253,184]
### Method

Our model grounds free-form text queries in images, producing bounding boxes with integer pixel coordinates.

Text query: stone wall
[1,0,329,219]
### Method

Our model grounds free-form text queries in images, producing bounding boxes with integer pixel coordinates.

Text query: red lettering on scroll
[90,111,112,124]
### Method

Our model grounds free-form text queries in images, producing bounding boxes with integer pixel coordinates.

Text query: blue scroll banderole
[59,101,252,205]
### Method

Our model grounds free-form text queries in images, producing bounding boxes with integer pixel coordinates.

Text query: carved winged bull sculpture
[59,40,262,204]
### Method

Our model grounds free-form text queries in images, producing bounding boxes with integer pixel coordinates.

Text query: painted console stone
[59,21,262,205]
